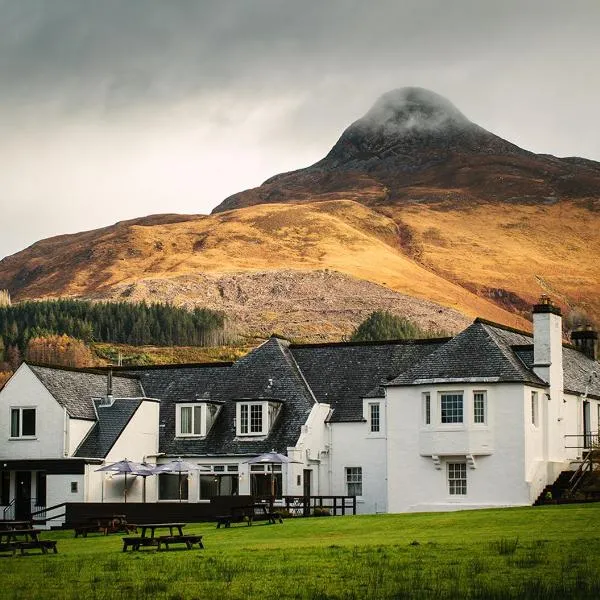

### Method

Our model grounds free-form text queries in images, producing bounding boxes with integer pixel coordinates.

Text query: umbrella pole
[179,472,182,503]
[124,472,127,504]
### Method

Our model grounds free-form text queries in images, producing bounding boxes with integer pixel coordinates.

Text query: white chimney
[533,296,562,380]
[532,295,565,465]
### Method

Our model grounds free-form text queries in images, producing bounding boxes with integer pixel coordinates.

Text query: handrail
[2,499,15,520]
[30,502,66,518]
[564,433,600,449]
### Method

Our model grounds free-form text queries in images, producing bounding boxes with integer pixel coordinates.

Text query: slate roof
[126,337,316,456]
[28,364,143,419]
[514,345,600,399]
[388,320,545,386]
[290,339,448,422]
[74,398,145,458]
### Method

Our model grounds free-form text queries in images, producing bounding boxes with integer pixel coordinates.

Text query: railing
[564,433,600,450]
[31,502,67,525]
[2,499,15,521]
[282,496,357,517]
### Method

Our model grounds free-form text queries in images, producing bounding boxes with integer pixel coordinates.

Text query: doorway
[15,471,32,520]
[583,401,591,449]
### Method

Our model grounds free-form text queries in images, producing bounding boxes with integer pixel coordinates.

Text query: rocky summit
[214,87,600,212]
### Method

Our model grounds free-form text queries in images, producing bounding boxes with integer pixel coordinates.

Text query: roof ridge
[474,317,532,338]
[290,337,451,349]
[28,362,140,380]
[272,338,318,405]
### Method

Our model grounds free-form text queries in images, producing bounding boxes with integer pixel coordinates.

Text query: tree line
[0,298,227,350]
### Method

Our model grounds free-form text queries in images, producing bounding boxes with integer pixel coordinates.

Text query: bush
[313,507,331,517]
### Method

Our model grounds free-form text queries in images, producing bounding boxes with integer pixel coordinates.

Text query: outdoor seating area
[0,523,58,556]
[121,522,203,552]
[73,514,137,537]
[212,496,284,528]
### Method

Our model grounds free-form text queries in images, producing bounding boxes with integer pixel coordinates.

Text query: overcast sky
[1,0,599,260]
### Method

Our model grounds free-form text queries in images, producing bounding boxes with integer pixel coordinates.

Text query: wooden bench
[215,512,251,528]
[122,536,158,552]
[157,535,204,551]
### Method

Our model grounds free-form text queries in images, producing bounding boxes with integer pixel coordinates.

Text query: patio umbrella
[245,451,302,498]
[152,459,208,502]
[96,459,154,503]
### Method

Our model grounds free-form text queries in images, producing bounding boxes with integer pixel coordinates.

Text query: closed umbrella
[245,451,301,498]
[96,459,154,503]
[152,459,208,502]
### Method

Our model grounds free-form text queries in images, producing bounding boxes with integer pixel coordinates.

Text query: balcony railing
[564,433,600,450]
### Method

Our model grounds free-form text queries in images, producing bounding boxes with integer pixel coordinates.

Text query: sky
[1,0,599,260]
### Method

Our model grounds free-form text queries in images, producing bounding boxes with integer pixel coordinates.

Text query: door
[15,471,32,520]
[303,470,312,516]
[583,401,591,449]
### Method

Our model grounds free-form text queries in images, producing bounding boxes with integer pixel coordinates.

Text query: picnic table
[74,515,136,537]
[216,503,283,528]
[0,520,33,531]
[0,528,58,555]
[122,522,203,552]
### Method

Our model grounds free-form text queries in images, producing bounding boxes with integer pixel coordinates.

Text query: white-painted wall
[327,397,387,515]
[386,382,531,512]
[0,365,67,459]
[68,418,95,456]
[290,402,331,497]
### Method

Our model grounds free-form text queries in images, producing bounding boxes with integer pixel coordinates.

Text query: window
[345,467,362,497]
[200,465,239,499]
[158,473,188,501]
[448,463,467,495]
[531,391,539,427]
[473,391,486,424]
[237,401,281,436]
[10,408,36,437]
[423,392,431,425]
[178,404,202,436]
[250,464,282,498]
[441,393,463,424]
[70,482,78,494]
[369,403,380,432]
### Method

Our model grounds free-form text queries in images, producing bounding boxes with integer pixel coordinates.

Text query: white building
[0,297,598,521]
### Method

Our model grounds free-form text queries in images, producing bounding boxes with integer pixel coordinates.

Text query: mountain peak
[360,87,471,133]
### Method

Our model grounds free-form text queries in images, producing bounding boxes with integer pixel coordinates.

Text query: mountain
[214,87,600,212]
[1,87,599,340]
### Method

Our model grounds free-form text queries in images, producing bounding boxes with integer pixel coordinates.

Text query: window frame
[10,407,37,438]
[345,467,363,497]
[440,392,464,424]
[423,392,431,425]
[369,402,380,433]
[447,462,467,496]
[531,391,539,427]
[236,401,282,437]
[176,403,204,438]
[473,391,487,425]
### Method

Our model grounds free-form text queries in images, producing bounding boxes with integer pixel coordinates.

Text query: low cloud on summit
[1,0,599,259]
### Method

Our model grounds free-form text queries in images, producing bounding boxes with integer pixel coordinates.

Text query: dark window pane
[22,409,36,436]
[1,472,10,505]
[158,474,188,500]
[10,409,19,437]
[36,472,47,506]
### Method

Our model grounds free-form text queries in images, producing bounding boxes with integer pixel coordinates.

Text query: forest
[0,298,226,350]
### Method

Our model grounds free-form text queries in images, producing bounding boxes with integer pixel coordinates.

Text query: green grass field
[1,505,600,600]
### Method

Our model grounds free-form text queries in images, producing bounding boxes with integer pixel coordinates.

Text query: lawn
[1,504,600,600]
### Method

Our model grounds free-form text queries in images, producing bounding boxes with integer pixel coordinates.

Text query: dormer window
[236,400,282,437]
[176,401,221,438]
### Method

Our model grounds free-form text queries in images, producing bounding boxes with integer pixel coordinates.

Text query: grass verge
[1,504,600,599]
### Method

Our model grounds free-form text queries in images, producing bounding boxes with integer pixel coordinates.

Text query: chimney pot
[571,329,598,361]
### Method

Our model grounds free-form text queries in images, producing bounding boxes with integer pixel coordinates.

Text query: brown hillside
[0,201,530,339]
